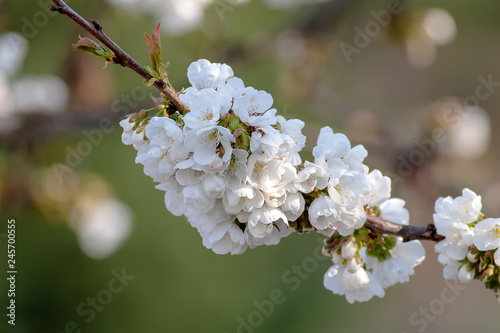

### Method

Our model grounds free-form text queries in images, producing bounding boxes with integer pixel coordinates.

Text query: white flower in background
[0,32,69,132]
[406,8,456,68]
[440,105,491,160]
[71,199,133,259]
[0,32,28,78]
[107,0,215,36]
[0,73,16,132]
[421,8,456,46]
[108,0,331,36]
[12,75,69,113]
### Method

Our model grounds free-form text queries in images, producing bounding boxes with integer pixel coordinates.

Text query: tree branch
[49,0,188,113]
[364,215,444,242]
[48,0,445,245]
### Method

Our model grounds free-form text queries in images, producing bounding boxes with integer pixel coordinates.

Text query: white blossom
[233,87,275,126]
[184,125,234,169]
[472,218,500,251]
[363,240,425,288]
[308,195,339,231]
[187,59,234,90]
[323,262,384,304]
[434,188,482,280]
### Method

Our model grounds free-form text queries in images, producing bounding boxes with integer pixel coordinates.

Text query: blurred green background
[1,0,500,332]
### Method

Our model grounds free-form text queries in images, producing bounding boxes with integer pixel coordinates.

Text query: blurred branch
[49,0,188,113]
[299,0,354,36]
[364,215,444,242]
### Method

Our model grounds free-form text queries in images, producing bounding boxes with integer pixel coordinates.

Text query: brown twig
[364,215,444,242]
[49,0,188,113]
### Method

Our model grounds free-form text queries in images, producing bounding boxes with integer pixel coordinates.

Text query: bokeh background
[1,0,500,332]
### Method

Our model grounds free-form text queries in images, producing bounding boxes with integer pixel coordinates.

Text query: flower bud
[478,264,495,282]
[122,118,134,133]
[346,257,361,273]
[132,129,146,146]
[341,239,357,259]
[331,251,344,265]
[467,250,478,263]
[457,264,475,284]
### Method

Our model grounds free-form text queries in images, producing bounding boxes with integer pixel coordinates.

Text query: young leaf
[145,23,162,73]
[72,37,115,60]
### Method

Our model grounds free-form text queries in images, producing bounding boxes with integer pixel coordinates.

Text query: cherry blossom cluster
[434,188,500,301]
[322,171,425,303]
[121,59,308,254]
[120,59,428,303]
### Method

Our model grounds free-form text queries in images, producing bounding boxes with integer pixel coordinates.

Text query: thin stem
[364,215,444,242]
[49,0,188,113]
